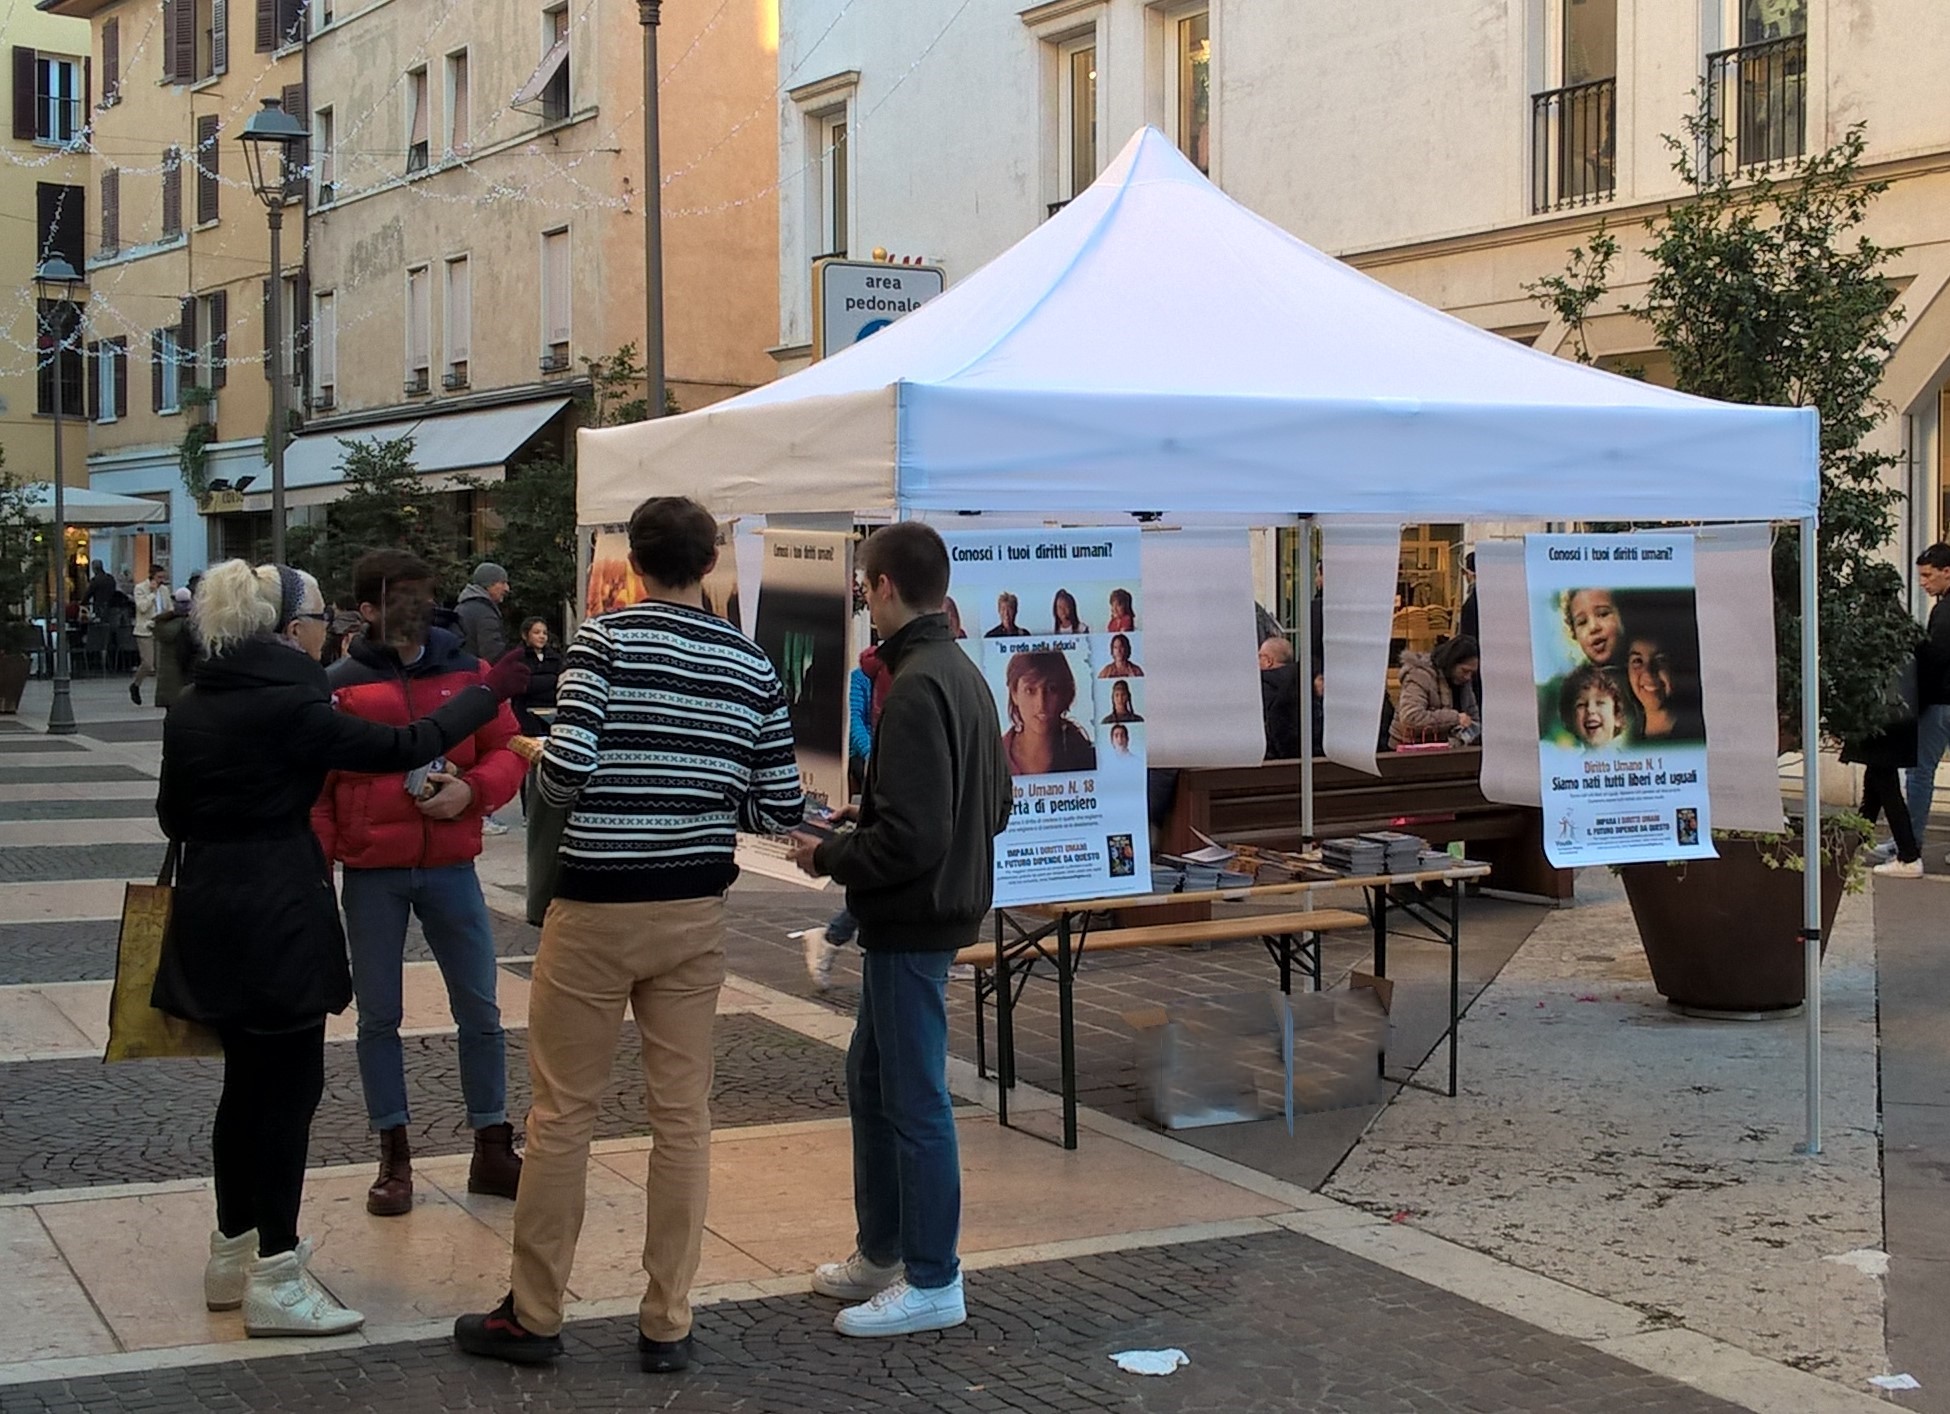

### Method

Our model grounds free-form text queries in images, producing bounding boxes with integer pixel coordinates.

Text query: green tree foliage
[286,435,472,607]
[1534,117,1914,747]
[0,454,41,654]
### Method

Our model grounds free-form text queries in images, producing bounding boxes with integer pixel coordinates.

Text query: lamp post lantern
[35,256,83,736]
[238,96,308,565]
[638,1,666,420]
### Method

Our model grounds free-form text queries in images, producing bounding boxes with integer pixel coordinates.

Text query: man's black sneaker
[129,682,141,705]
[454,1294,563,1365]
[638,1331,693,1373]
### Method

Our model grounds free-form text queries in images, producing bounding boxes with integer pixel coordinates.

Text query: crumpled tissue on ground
[1111,1348,1190,1376]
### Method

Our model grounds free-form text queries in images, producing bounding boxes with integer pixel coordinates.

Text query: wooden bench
[963,900,1371,1148]
[1163,749,1571,901]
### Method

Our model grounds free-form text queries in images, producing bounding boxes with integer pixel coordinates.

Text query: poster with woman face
[1526,532,1714,868]
[942,528,1150,907]
[583,522,741,629]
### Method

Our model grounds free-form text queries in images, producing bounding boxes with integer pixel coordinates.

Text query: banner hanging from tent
[1527,532,1715,868]
[583,522,742,631]
[752,530,853,814]
[943,528,1150,908]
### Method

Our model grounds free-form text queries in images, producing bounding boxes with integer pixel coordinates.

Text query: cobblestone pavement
[0,912,540,986]
[73,719,166,743]
[0,763,152,785]
[0,798,159,822]
[0,843,168,882]
[0,1013,845,1193]
[0,1231,1745,1414]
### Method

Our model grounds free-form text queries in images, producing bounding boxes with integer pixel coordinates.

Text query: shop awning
[245,398,571,510]
[23,484,169,527]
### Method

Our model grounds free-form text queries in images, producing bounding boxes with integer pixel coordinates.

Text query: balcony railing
[1531,77,1616,213]
[1706,34,1806,175]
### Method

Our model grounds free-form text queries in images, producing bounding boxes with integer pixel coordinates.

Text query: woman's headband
[274,564,306,634]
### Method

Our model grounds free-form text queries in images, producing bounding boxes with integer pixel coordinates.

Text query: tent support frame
[1299,517,1315,842]
[1799,513,1822,1156]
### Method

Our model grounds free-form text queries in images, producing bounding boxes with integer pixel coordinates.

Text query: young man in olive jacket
[790,522,1011,1339]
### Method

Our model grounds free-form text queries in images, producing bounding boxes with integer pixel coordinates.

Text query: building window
[93,338,128,423]
[542,6,569,120]
[162,146,184,236]
[194,0,227,81]
[540,227,570,371]
[812,112,848,257]
[36,300,84,417]
[1168,8,1210,174]
[406,67,429,172]
[1531,0,1616,211]
[405,264,431,393]
[15,52,83,146]
[1709,0,1806,173]
[314,106,334,203]
[35,182,86,276]
[443,255,470,388]
[445,50,470,156]
[100,168,119,254]
[1059,37,1096,206]
[195,289,228,390]
[311,290,336,408]
[255,0,305,53]
[154,328,184,414]
[102,20,120,105]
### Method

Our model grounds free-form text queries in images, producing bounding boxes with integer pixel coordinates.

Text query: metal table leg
[1448,880,1462,1098]
[996,916,1015,1128]
[1057,912,1078,1150]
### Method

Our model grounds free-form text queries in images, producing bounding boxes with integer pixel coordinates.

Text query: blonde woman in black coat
[155,560,529,1337]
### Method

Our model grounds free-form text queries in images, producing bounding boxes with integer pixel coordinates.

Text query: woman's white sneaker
[242,1239,365,1337]
[204,1228,257,1311]
[811,1249,903,1301]
[833,1274,966,1338]
[1874,857,1925,878]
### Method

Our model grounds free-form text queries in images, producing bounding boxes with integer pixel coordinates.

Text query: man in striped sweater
[455,496,803,1375]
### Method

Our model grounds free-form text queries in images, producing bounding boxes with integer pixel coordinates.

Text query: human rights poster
[752,529,852,813]
[942,527,1150,907]
[1526,532,1714,868]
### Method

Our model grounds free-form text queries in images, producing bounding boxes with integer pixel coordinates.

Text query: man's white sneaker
[802,927,840,991]
[810,1249,903,1301]
[1874,857,1925,878]
[834,1274,966,1338]
[481,817,510,837]
[242,1240,365,1337]
[204,1228,257,1311]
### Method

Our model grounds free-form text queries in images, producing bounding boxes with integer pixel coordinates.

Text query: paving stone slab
[0,1231,1748,1413]
[0,799,160,823]
[74,720,167,744]
[0,843,168,883]
[0,740,89,755]
[0,764,153,786]
[0,1014,844,1193]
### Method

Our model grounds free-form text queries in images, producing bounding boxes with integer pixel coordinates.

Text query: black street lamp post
[639,2,666,420]
[238,97,308,565]
[35,255,83,736]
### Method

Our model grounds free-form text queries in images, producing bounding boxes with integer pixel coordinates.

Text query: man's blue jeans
[847,949,960,1291]
[1907,704,1950,837]
[340,864,507,1132]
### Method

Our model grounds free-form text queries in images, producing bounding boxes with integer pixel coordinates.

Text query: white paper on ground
[1869,1374,1921,1390]
[1111,1348,1189,1376]
[1319,518,1402,775]
[1823,1248,1890,1278]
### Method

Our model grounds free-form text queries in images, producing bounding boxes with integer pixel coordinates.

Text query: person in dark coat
[150,588,198,709]
[1850,633,1927,878]
[154,558,528,1339]
[513,616,565,737]
[455,562,511,661]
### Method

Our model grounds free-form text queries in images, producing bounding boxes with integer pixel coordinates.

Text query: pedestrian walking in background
[789,521,1011,1339]
[803,643,893,989]
[154,558,527,1337]
[131,564,168,704]
[1850,658,1925,878]
[456,562,515,834]
[1905,543,1950,854]
[454,496,802,1374]
[311,550,529,1221]
[151,586,197,710]
[512,617,564,738]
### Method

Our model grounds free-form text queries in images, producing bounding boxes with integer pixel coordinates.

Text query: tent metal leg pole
[1299,517,1315,843]
[1799,514,1822,1157]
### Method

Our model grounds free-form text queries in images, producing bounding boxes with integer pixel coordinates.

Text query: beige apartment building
[776,0,1950,621]
[41,0,305,577]
[3,2,94,565]
[293,0,779,539]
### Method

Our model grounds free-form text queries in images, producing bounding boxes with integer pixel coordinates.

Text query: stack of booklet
[1320,832,1431,876]
[1155,843,1257,893]
[1367,831,1427,874]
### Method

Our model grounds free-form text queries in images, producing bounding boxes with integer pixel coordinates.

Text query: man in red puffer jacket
[312,549,528,1219]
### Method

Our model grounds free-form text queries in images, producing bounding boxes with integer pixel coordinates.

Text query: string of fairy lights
[3,0,976,387]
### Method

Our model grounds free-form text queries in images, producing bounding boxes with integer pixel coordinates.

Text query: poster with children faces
[942,528,1151,907]
[1526,532,1714,869]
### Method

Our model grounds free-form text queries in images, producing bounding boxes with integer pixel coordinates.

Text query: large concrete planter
[0,650,28,714]
[1618,832,1852,1013]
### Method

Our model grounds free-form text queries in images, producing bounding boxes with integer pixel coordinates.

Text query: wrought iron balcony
[1531,77,1616,213]
[1706,34,1806,175]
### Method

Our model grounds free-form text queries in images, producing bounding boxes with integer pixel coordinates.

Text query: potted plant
[0,460,40,713]
[1533,118,1912,1013]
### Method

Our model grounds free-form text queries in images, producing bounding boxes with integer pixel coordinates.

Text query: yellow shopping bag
[104,842,222,1062]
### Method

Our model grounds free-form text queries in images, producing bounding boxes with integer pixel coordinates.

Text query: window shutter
[114,339,129,418]
[315,293,335,392]
[63,184,84,273]
[291,270,310,391]
[195,114,218,225]
[278,0,303,46]
[543,231,570,346]
[171,0,195,86]
[178,296,196,385]
[161,147,182,235]
[256,0,275,52]
[35,182,56,263]
[101,167,118,252]
[209,289,228,388]
[281,83,307,198]
[102,20,118,102]
[151,330,164,411]
[450,55,468,152]
[86,340,100,421]
[12,47,34,140]
[211,0,228,73]
[448,260,470,362]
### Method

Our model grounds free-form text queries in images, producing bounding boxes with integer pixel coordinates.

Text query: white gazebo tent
[579,128,1826,1146]
[22,485,168,527]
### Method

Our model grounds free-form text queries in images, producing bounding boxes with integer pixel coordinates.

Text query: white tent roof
[579,127,1817,525]
[24,484,168,527]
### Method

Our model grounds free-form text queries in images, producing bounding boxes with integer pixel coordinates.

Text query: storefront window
[1174,11,1210,174]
